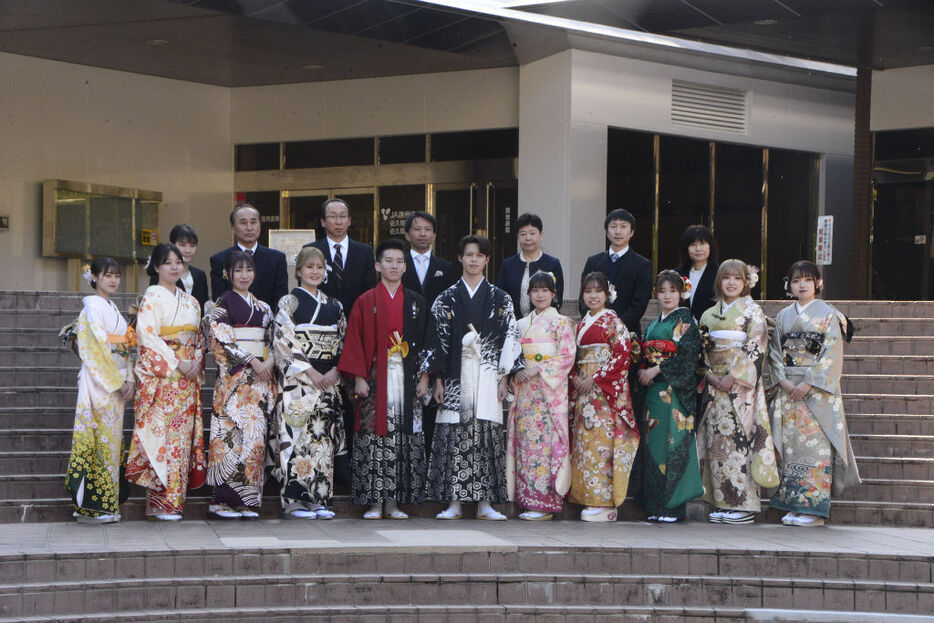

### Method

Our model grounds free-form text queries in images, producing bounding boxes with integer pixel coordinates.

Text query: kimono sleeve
[76,306,125,393]
[210,297,255,370]
[136,290,178,377]
[593,314,631,399]
[658,311,702,392]
[421,294,452,376]
[729,305,768,389]
[538,315,576,390]
[497,294,524,378]
[767,311,787,388]
[337,295,371,379]
[804,311,843,394]
[273,296,311,382]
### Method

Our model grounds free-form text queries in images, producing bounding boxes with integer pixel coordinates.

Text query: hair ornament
[783,276,795,298]
[746,265,760,288]
[144,255,153,271]
[608,284,618,304]
[681,275,692,300]
[81,264,93,287]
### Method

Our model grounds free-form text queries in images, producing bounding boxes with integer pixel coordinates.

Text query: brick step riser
[846,416,934,435]
[2,574,932,619]
[850,437,934,457]
[844,359,934,375]
[844,397,934,415]
[1,547,931,591]
[855,461,934,480]
[844,340,934,356]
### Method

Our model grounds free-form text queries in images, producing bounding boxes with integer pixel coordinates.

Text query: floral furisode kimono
[768,299,860,518]
[568,309,640,510]
[421,279,523,504]
[126,285,206,516]
[270,287,347,508]
[207,290,276,513]
[697,296,779,513]
[639,306,705,519]
[65,295,135,519]
[506,306,576,513]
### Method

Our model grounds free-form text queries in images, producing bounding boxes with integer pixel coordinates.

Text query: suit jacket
[305,237,378,316]
[581,249,653,337]
[402,251,458,309]
[676,262,719,322]
[210,244,288,313]
[149,265,209,312]
[495,252,564,317]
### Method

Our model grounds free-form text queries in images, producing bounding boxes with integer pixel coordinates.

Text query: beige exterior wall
[230,67,520,143]
[0,52,233,292]
[871,65,934,131]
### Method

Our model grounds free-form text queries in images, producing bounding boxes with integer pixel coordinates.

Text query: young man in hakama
[768,260,860,527]
[422,234,524,521]
[339,239,430,519]
[206,250,276,519]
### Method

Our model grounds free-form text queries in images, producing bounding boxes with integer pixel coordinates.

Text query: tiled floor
[2,518,933,557]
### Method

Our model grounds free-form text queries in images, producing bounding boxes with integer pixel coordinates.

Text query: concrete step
[844,394,934,415]
[841,375,934,395]
[846,336,934,356]
[0,570,931,619]
[855,457,934,480]
[846,414,934,436]
[850,434,934,457]
[843,317,934,336]
[844,356,934,376]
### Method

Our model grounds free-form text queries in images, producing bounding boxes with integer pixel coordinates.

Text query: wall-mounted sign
[816,215,833,265]
[141,229,158,246]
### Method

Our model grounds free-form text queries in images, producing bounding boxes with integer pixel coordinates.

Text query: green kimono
[640,307,704,518]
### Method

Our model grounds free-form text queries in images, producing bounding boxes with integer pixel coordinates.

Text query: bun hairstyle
[654,269,685,294]
[88,257,120,289]
[224,249,256,284]
[145,242,183,279]
[713,258,754,300]
[528,271,559,309]
[785,260,823,296]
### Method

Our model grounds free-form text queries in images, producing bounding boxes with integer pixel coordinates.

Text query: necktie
[611,252,620,263]
[244,248,253,257]
[417,255,428,284]
[333,244,344,282]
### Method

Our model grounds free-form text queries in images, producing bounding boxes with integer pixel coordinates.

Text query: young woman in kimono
[65,257,135,524]
[569,272,640,522]
[339,239,430,520]
[126,243,206,521]
[506,271,576,521]
[271,246,347,519]
[206,250,276,519]
[697,259,779,525]
[768,260,860,527]
[421,234,523,521]
[636,270,704,523]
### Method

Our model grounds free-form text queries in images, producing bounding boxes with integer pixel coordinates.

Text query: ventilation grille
[671,80,748,133]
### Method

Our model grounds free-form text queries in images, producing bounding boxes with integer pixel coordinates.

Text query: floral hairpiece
[607,284,618,304]
[144,255,152,271]
[81,264,93,287]
[681,275,692,300]
[746,265,760,288]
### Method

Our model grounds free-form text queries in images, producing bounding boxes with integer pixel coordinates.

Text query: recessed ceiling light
[146,39,169,46]
[753,19,779,26]
[303,64,323,70]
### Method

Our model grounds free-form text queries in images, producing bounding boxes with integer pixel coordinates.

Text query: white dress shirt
[327,236,349,263]
[411,249,431,284]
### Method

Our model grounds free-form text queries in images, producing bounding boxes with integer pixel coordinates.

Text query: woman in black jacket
[148,223,209,311]
[675,224,718,322]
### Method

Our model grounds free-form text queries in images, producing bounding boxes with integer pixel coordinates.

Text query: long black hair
[145,243,183,278]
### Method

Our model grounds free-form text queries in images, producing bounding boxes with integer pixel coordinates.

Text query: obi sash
[643,339,678,365]
[233,326,268,359]
[706,329,746,375]
[781,331,824,367]
[107,332,135,369]
[576,342,611,368]
[158,324,199,357]
[294,324,340,362]
[520,337,557,364]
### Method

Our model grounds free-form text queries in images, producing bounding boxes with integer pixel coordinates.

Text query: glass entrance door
[434,183,476,268]
[872,181,934,300]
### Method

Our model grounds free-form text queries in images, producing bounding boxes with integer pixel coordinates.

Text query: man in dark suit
[400,210,457,451]
[304,198,378,317]
[304,197,378,488]
[150,223,209,311]
[401,211,457,308]
[210,204,288,312]
[580,208,653,338]
[496,212,564,317]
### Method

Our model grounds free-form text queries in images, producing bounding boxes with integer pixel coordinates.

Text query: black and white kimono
[421,278,523,503]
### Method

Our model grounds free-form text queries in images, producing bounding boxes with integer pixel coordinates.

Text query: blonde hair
[294,246,327,281]
[713,259,752,300]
